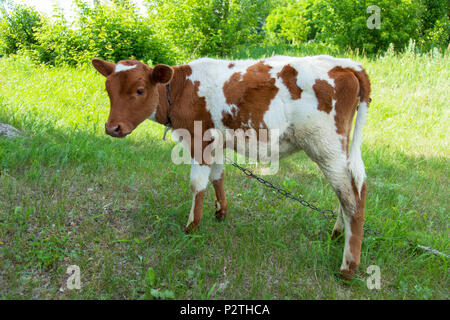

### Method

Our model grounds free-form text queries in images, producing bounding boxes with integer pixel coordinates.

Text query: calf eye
[136,88,144,95]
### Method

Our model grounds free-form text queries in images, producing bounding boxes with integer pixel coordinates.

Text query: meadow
[0,48,448,299]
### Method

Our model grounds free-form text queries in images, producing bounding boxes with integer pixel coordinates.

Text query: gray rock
[0,123,23,139]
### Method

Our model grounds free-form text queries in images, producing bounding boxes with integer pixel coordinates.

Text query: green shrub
[1,0,447,65]
[419,0,448,32]
[418,0,449,50]
[148,0,274,59]
[422,16,450,50]
[0,4,42,55]
[30,1,174,66]
[264,0,428,54]
[263,0,310,46]
[313,0,425,53]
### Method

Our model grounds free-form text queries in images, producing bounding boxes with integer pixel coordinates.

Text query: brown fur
[340,181,367,280]
[212,172,227,220]
[328,67,360,136]
[350,181,367,263]
[313,79,334,114]
[92,58,371,281]
[277,64,302,100]
[313,66,370,154]
[222,61,279,135]
[92,59,174,138]
[103,60,159,137]
[185,190,205,233]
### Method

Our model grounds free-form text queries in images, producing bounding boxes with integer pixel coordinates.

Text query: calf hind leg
[340,181,366,280]
[305,144,367,279]
[320,160,367,279]
[322,163,366,279]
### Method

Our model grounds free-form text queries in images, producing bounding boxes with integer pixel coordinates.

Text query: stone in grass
[0,123,23,139]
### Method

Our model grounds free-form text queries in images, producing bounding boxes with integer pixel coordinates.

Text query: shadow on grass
[1,114,447,238]
[0,116,447,299]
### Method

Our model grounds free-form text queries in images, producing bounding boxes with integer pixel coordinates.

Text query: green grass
[0,49,448,299]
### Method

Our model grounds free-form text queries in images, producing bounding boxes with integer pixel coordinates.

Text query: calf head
[92,59,173,138]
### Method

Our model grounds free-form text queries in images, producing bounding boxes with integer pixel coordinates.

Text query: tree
[0,3,42,55]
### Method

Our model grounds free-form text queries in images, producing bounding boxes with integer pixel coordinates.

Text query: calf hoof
[215,209,227,221]
[339,268,354,280]
[185,222,198,234]
[331,229,343,240]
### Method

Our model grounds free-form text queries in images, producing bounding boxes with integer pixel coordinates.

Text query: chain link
[226,157,387,237]
[224,157,447,258]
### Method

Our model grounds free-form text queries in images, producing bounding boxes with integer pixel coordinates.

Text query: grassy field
[0,49,448,299]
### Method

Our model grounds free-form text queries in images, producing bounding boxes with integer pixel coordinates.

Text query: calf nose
[105,123,121,136]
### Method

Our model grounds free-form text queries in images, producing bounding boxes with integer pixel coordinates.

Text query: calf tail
[349,69,371,195]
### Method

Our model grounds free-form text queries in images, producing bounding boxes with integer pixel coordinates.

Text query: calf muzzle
[105,123,128,138]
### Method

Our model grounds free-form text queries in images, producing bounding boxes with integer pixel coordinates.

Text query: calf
[92,55,371,279]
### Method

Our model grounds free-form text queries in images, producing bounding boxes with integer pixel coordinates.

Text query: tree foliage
[147,0,275,58]
[0,4,42,55]
[1,1,172,65]
[263,0,310,46]
[0,0,448,64]
[265,0,430,54]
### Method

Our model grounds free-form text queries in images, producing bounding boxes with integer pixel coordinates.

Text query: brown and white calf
[92,55,370,279]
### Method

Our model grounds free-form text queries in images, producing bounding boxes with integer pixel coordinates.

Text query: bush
[312,0,425,54]
[148,0,274,59]
[1,0,448,65]
[420,0,448,32]
[422,16,450,50]
[419,0,450,50]
[264,0,431,54]
[31,1,173,66]
[0,4,42,55]
[263,0,310,46]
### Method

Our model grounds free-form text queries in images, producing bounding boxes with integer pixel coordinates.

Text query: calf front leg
[185,160,211,233]
[210,163,227,220]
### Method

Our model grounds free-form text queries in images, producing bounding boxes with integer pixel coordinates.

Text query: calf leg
[185,160,211,233]
[340,181,366,280]
[331,205,345,239]
[210,163,227,220]
[319,159,366,279]
[303,141,366,279]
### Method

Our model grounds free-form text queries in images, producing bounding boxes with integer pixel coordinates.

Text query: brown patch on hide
[277,64,302,100]
[222,61,279,138]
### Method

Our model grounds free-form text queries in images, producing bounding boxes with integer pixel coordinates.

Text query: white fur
[187,58,255,131]
[190,159,211,193]
[341,214,354,271]
[348,102,368,195]
[215,201,221,212]
[186,160,211,227]
[115,63,137,73]
[210,163,224,181]
[187,55,362,162]
[186,193,197,227]
[184,56,368,271]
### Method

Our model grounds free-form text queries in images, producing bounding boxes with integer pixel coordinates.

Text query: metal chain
[225,158,428,241]
[227,158,337,221]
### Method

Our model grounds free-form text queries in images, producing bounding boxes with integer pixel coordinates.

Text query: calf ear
[151,64,174,84]
[92,59,115,77]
